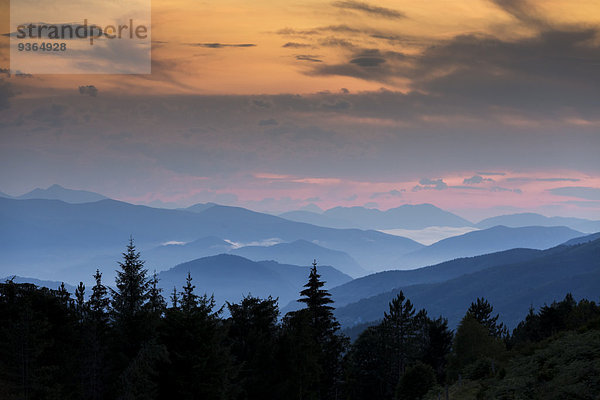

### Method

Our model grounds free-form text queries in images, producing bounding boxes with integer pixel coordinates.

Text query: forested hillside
[1,239,599,400]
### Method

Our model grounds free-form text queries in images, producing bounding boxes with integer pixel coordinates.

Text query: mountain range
[333,237,600,330]
[477,212,600,233]
[157,254,352,307]
[1,184,109,203]
[396,225,583,268]
[0,197,423,281]
[230,240,367,277]
[280,204,473,230]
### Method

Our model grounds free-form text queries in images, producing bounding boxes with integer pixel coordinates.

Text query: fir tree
[467,297,506,338]
[89,269,110,324]
[75,282,87,321]
[111,237,150,323]
[227,295,280,400]
[170,286,179,309]
[383,291,416,378]
[298,260,339,336]
[181,272,198,314]
[291,260,347,400]
[110,237,155,398]
[57,282,72,307]
[84,269,110,400]
[422,317,453,384]
[147,271,166,317]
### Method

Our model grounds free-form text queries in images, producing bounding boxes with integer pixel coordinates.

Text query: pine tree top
[298,260,334,309]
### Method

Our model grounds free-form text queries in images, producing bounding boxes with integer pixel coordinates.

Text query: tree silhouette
[466,297,506,338]
[383,291,416,378]
[289,260,347,400]
[298,260,338,335]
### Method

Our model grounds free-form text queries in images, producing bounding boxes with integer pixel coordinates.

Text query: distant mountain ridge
[16,184,109,203]
[0,197,423,281]
[397,225,583,268]
[326,248,545,308]
[280,203,473,230]
[157,254,352,307]
[0,276,77,293]
[562,232,600,246]
[231,239,367,277]
[184,202,218,213]
[477,212,600,233]
[334,238,600,330]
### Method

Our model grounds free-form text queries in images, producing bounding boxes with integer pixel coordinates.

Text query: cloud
[308,49,405,82]
[536,178,581,182]
[549,186,600,201]
[78,85,98,97]
[0,79,13,110]
[344,194,358,201]
[282,42,311,48]
[332,1,406,19]
[477,171,506,176]
[276,28,320,36]
[560,200,600,208]
[276,25,360,36]
[189,43,256,48]
[450,185,486,190]
[319,37,355,48]
[411,28,600,114]
[413,178,448,191]
[490,186,522,193]
[463,175,494,184]
[370,189,404,199]
[258,118,278,126]
[350,56,386,67]
[364,201,379,208]
[251,99,272,108]
[294,19,600,115]
[320,99,351,111]
[490,0,548,28]
[296,55,322,62]
[507,177,581,183]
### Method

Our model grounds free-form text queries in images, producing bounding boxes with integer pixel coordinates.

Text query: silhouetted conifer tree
[227,295,280,400]
[75,281,87,322]
[383,291,416,379]
[169,286,179,309]
[110,237,163,400]
[157,272,234,400]
[466,297,507,338]
[83,269,110,400]
[286,260,347,400]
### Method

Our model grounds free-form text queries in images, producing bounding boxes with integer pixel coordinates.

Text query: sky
[0,0,599,221]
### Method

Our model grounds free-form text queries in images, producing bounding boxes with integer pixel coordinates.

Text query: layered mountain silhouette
[333,238,600,329]
[562,232,600,245]
[230,240,367,277]
[477,212,600,233]
[15,184,109,203]
[280,204,473,230]
[157,254,352,307]
[396,225,583,268]
[0,197,422,280]
[143,236,234,269]
[0,276,77,293]
[326,248,545,308]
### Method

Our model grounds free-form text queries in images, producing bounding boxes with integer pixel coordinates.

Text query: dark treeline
[1,239,599,400]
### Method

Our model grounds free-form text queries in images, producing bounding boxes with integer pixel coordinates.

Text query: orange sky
[1,0,599,219]
[3,0,599,95]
